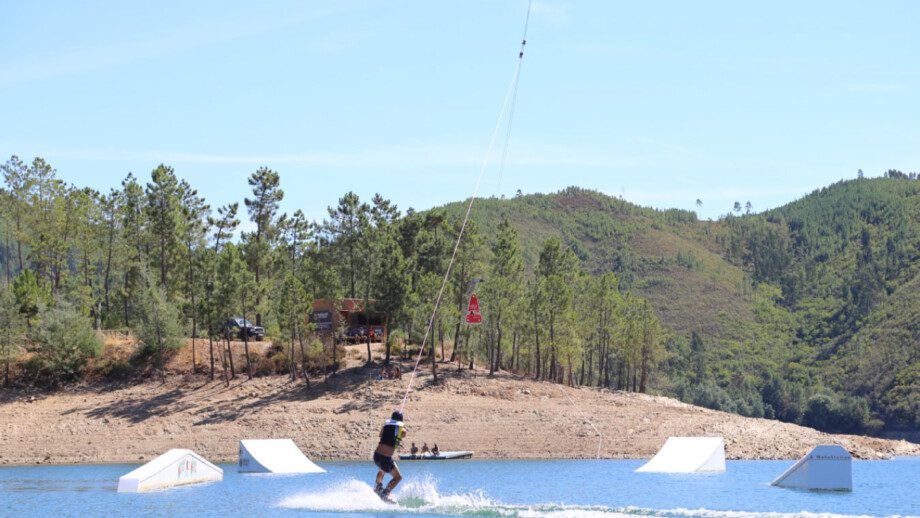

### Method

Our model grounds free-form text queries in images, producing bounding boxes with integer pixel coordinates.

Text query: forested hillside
[441,175,920,433]
[1,154,918,435]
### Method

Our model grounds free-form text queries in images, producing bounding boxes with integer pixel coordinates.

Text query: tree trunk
[226,333,236,379]
[331,334,338,374]
[16,216,23,273]
[298,325,309,383]
[123,271,130,327]
[243,315,253,380]
[550,349,557,383]
[439,319,445,361]
[290,321,297,382]
[384,315,392,364]
[208,329,215,381]
[496,323,503,373]
[456,327,463,371]
[160,235,167,286]
[430,334,438,383]
[103,214,115,315]
[4,232,11,283]
[405,321,412,361]
[533,304,541,379]
[366,329,372,366]
[154,307,165,382]
[639,344,649,393]
[218,335,230,387]
[450,320,460,363]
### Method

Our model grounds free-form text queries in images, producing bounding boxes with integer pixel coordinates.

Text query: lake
[2,458,918,517]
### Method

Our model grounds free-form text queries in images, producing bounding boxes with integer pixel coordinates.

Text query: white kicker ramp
[117,449,223,492]
[239,439,326,474]
[636,437,726,473]
[771,444,852,491]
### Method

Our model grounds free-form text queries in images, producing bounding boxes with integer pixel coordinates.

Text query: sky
[2,0,919,223]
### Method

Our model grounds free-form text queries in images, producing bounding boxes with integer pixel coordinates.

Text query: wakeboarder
[372,410,406,503]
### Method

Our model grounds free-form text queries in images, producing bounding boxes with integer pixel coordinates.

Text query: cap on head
[391,411,404,422]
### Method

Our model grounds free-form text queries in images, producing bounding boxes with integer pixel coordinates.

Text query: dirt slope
[1,365,917,466]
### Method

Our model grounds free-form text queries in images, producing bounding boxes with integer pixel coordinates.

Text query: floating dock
[399,451,474,460]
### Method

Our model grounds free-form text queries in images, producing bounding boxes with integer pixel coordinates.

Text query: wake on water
[275,478,912,518]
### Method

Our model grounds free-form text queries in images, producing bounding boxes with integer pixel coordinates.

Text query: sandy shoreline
[2,364,918,467]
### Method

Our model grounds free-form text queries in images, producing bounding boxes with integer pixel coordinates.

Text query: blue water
[2,459,918,518]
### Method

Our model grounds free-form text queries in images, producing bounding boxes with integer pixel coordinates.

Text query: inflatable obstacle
[771,444,852,491]
[636,437,726,473]
[117,449,222,492]
[238,439,326,474]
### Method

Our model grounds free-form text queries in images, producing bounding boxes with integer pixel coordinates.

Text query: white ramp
[117,449,222,492]
[636,437,726,473]
[239,439,326,474]
[771,444,852,491]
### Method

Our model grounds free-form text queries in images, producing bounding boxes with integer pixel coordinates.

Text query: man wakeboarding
[373,410,406,503]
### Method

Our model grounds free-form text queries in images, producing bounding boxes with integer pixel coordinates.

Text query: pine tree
[483,217,523,374]
[178,180,209,373]
[145,165,183,290]
[244,168,283,327]
[323,192,366,298]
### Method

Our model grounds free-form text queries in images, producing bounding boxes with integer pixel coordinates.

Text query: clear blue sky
[2,0,918,222]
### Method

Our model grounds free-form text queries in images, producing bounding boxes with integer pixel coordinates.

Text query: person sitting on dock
[410,442,419,456]
[431,444,440,456]
[373,410,406,502]
[420,442,430,455]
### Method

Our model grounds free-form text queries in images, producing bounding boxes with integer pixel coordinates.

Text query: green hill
[2,154,916,435]
[437,176,920,432]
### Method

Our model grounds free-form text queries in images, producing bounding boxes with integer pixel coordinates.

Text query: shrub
[803,393,877,434]
[12,270,50,325]
[94,357,134,381]
[135,282,184,378]
[31,300,102,384]
[253,351,276,376]
[268,350,289,375]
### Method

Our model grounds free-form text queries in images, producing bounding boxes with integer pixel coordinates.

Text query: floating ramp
[117,449,222,492]
[771,444,852,491]
[636,437,726,473]
[238,439,326,474]
[399,451,474,460]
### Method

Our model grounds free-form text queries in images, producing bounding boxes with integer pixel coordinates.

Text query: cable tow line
[398,0,533,414]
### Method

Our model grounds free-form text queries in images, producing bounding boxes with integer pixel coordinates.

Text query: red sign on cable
[465,293,482,324]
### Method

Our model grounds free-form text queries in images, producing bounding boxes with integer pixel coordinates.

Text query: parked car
[225,317,265,341]
[345,326,367,343]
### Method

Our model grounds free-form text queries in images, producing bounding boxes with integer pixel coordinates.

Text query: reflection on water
[1,458,918,518]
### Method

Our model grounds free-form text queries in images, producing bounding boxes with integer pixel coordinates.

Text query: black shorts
[373,451,396,473]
